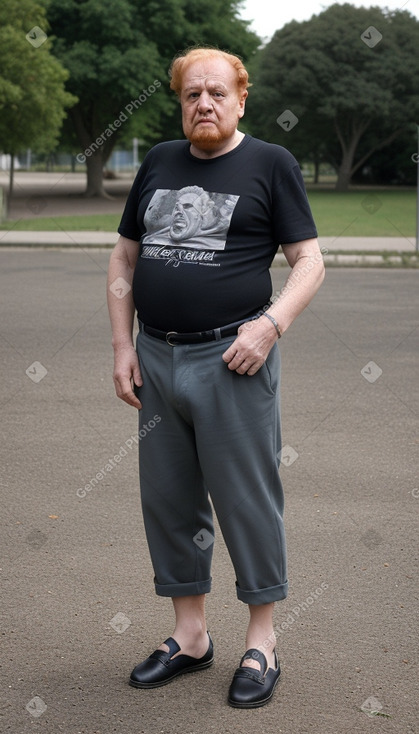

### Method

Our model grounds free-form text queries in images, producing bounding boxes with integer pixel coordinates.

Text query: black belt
[142,317,253,346]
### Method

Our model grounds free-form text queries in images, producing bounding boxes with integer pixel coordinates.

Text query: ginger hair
[169,47,251,97]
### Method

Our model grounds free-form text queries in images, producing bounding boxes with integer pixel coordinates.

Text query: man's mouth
[173,214,186,231]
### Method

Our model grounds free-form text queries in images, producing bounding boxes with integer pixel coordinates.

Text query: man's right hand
[112,344,143,409]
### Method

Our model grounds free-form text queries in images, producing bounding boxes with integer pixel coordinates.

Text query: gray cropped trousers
[135,325,288,605]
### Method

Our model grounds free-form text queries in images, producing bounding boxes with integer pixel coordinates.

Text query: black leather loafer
[129,632,214,689]
[228,648,281,708]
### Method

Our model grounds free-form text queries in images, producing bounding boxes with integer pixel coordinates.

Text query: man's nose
[197,92,213,112]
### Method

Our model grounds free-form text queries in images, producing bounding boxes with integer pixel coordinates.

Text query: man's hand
[113,344,143,409]
[222,317,278,375]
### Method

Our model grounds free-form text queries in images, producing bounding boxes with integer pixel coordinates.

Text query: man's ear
[238,90,248,118]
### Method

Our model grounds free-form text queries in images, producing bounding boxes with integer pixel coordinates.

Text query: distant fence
[11,149,138,173]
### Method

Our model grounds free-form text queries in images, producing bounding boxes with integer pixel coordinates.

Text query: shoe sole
[129,657,214,689]
[227,672,280,708]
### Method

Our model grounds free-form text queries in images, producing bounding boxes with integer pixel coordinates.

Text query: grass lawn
[0,213,120,232]
[0,189,416,237]
[306,189,416,237]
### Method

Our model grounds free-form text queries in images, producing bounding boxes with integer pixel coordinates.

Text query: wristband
[262,312,282,338]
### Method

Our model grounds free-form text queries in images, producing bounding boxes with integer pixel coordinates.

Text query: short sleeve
[117,150,155,241]
[272,160,317,245]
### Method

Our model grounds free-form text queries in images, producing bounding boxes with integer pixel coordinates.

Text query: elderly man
[107,46,324,708]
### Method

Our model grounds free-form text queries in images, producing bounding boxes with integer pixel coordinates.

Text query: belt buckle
[166,330,179,346]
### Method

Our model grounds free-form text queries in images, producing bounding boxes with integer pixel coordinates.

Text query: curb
[273,252,419,268]
[0,234,417,267]
[0,245,417,267]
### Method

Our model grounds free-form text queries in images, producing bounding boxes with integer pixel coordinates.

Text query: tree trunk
[334,117,376,191]
[85,151,111,198]
[335,127,363,191]
[70,106,113,198]
[335,152,353,191]
[334,125,404,191]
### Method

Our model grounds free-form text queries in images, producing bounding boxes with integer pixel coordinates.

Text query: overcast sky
[238,0,419,41]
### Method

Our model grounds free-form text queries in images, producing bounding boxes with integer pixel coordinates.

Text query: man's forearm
[107,240,138,349]
[267,246,325,336]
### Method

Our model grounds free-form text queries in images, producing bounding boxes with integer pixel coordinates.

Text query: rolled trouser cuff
[236,581,288,605]
[154,577,212,597]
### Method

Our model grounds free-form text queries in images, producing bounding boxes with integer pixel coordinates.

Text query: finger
[133,364,143,388]
[246,362,263,376]
[131,377,143,409]
[222,340,244,370]
[115,377,142,409]
[126,392,143,409]
[122,390,143,410]
[131,394,143,410]
[222,341,238,364]
[234,361,249,375]
[226,353,245,371]
[232,356,264,376]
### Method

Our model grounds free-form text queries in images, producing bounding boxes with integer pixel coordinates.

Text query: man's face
[180,58,247,153]
[170,193,202,241]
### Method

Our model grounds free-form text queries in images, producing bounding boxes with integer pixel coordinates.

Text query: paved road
[1,251,417,734]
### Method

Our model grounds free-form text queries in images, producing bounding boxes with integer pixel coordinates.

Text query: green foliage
[245,4,419,189]
[47,0,260,159]
[48,0,167,147]
[0,0,76,154]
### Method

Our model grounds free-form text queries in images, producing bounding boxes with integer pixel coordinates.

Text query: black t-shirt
[118,134,317,332]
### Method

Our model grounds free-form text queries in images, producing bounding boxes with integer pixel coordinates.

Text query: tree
[47,0,260,197]
[245,4,419,190]
[352,125,417,185]
[0,0,76,201]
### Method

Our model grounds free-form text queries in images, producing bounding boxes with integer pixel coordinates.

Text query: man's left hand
[222,317,278,375]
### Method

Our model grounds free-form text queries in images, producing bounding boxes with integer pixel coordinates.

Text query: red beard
[188,124,226,150]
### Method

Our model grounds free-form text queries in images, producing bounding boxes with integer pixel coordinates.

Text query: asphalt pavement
[1,251,417,733]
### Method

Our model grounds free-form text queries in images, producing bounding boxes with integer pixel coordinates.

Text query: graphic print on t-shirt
[141,187,239,266]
